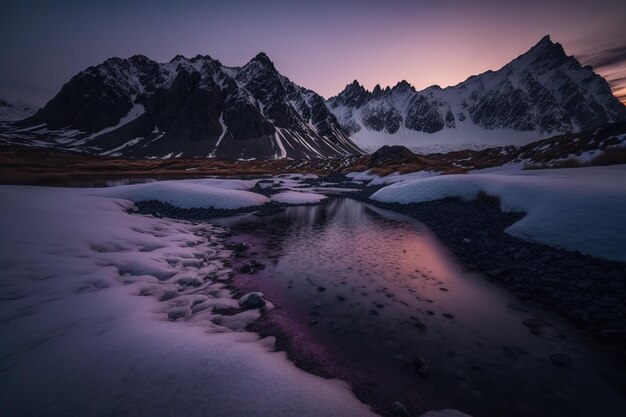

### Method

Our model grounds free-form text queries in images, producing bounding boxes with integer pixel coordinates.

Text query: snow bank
[271,190,327,205]
[347,170,439,185]
[93,180,269,209]
[0,185,378,417]
[372,165,626,262]
[183,178,256,190]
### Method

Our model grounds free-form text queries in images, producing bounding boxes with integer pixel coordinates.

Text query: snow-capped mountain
[327,36,626,152]
[0,98,38,122]
[16,53,363,159]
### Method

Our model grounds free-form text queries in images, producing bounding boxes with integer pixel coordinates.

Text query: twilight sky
[2,0,625,107]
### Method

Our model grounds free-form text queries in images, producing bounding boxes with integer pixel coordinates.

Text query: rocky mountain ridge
[327,36,626,150]
[16,53,363,159]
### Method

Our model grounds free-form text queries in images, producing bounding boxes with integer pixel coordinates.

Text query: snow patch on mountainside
[0,98,38,121]
[92,102,145,137]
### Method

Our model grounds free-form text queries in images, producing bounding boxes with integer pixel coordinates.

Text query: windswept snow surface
[0,185,379,417]
[94,180,269,209]
[271,190,327,204]
[372,165,626,262]
[347,170,440,185]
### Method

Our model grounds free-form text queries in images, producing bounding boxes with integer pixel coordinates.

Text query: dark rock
[414,322,426,330]
[391,401,410,417]
[522,318,545,329]
[167,308,186,321]
[412,355,430,377]
[240,260,265,274]
[549,353,573,368]
[239,292,266,309]
[226,241,251,253]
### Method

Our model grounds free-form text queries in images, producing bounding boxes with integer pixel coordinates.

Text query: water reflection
[216,198,625,417]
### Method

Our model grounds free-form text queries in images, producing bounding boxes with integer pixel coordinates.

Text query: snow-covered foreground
[372,165,626,262]
[0,185,382,417]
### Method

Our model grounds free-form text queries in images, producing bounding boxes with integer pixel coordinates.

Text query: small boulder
[412,355,429,377]
[168,308,186,321]
[239,292,266,309]
[391,401,410,417]
[226,242,251,253]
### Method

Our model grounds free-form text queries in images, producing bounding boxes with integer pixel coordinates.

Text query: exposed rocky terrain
[10,53,362,159]
[2,121,624,185]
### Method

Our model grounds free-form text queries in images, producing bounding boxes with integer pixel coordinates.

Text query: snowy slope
[0,98,38,121]
[328,36,626,152]
[371,165,626,262]
[0,185,382,417]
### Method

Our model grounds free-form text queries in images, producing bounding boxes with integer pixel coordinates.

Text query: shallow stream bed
[215,197,626,417]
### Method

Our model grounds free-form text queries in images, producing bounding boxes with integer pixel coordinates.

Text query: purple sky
[2,0,625,106]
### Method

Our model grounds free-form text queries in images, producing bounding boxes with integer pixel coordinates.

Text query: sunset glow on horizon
[2,0,625,106]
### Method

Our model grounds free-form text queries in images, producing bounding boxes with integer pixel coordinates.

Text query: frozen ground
[0,185,382,417]
[371,164,626,262]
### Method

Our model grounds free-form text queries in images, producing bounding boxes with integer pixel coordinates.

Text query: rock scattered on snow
[238,292,267,309]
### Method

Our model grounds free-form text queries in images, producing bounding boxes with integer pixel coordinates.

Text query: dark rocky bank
[345,188,626,353]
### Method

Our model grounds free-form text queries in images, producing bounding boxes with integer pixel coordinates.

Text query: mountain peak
[527,34,566,60]
[536,34,552,46]
[392,80,414,91]
[251,52,275,67]
[372,84,384,98]
[329,80,369,108]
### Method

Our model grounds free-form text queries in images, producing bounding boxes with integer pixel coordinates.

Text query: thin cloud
[607,75,626,86]
[578,45,626,70]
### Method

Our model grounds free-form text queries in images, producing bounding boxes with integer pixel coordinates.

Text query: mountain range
[13,53,362,159]
[5,35,626,159]
[328,35,626,152]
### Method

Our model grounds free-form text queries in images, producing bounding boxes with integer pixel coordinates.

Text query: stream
[214,196,626,417]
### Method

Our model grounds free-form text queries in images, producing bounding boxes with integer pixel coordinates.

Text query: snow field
[372,165,626,262]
